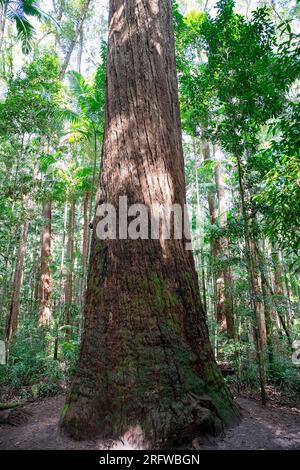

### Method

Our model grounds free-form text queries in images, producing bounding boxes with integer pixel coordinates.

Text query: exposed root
[0,407,31,426]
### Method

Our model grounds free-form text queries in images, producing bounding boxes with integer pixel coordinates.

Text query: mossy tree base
[61,391,236,448]
[60,265,240,446]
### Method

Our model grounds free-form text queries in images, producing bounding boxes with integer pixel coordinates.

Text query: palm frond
[56,108,82,127]
[4,0,47,53]
[68,70,92,97]
[14,15,34,53]
[71,127,93,140]
[21,0,45,20]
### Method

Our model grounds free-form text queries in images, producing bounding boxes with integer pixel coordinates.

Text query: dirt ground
[0,395,299,450]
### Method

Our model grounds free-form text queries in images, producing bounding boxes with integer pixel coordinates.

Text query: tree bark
[6,218,28,342]
[86,132,99,264]
[60,0,239,447]
[77,28,84,74]
[202,139,234,337]
[38,202,52,327]
[236,154,267,405]
[214,151,234,338]
[81,191,89,301]
[260,259,275,378]
[201,137,219,325]
[64,199,75,338]
[259,249,293,346]
[272,250,293,342]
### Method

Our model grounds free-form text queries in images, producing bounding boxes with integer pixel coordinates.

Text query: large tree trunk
[6,219,28,342]
[38,202,53,327]
[60,0,239,447]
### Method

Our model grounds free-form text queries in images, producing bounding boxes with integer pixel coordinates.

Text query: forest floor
[0,393,300,450]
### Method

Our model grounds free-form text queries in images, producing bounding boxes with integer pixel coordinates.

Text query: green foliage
[0,0,298,413]
[0,53,62,136]
[0,320,62,389]
[31,382,61,399]
[0,0,46,53]
[61,48,106,143]
[254,102,300,252]
[0,318,80,394]
[270,356,300,402]
[180,0,297,150]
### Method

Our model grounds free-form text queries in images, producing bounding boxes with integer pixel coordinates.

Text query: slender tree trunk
[53,0,65,24]
[0,2,8,53]
[87,131,99,262]
[282,262,293,326]
[236,153,267,405]
[38,202,53,327]
[64,200,75,338]
[31,232,40,313]
[273,251,285,303]
[52,203,68,358]
[5,219,28,342]
[0,201,15,317]
[78,24,87,314]
[59,0,92,79]
[214,150,234,338]
[254,249,267,349]
[34,266,40,305]
[53,0,65,47]
[267,249,293,346]
[77,28,84,74]
[202,139,234,336]
[201,137,219,324]
[61,0,239,446]
[58,203,68,305]
[193,139,206,313]
[200,248,207,315]
[29,225,40,311]
[260,265,275,379]
[81,191,89,296]
[1,135,25,313]
[273,250,293,332]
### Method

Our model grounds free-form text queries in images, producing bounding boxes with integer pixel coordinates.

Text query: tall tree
[60,0,239,446]
[38,201,52,327]
[177,0,298,404]
[64,198,75,338]
[214,150,234,338]
[202,137,234,337]
[5,216,28,341]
